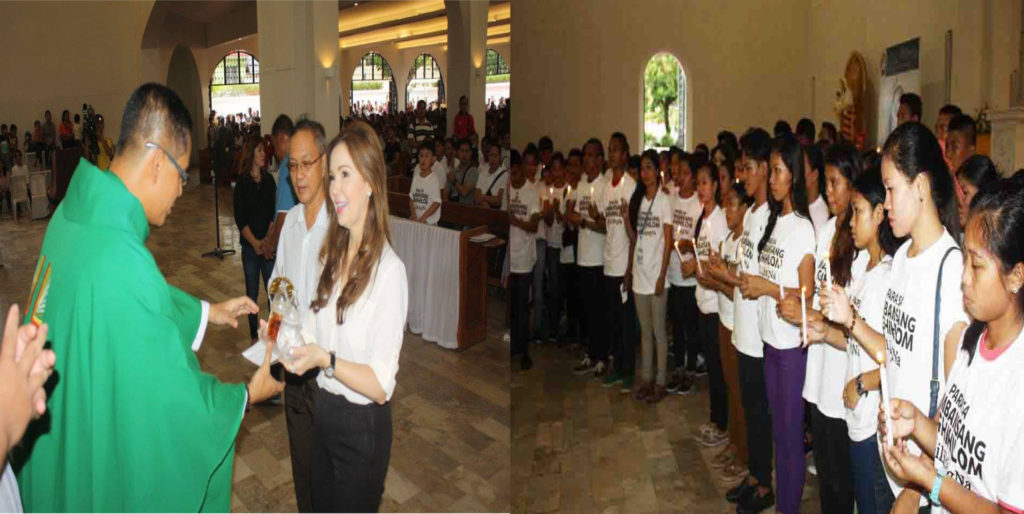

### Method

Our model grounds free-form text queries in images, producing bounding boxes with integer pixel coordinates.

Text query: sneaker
[502,331,511,342]
[632,381,652,402]
[572,356,595,375]
[670,373,695,395]
[602,370,623,387]
[736,488,775,513]
[619,376,634,394]
[593,360,607,378]
[694,354,708,376]
[665,370,684,393]
[726,477,755,504]
[696,427,729,447]
[806,451,817,476]
[646,384,668,404]
[520,354,533,370]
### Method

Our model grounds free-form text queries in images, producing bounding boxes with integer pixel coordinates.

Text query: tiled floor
[0,177,510,513]
[511,342,824,514]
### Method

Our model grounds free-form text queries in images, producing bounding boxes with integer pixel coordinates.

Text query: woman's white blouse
[311,243,409,404]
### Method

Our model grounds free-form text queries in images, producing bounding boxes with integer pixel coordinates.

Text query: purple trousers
[764,344,807,514]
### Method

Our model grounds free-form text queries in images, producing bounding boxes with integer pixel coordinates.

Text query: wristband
[930,463,944,506]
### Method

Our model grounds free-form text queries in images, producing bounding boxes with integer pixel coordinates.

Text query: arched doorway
[209,51,260,132]
[485,48,509,109]
[643,52,687,150]
[405,53,444,111]
[350,51,397,116]
[166,44,203,162]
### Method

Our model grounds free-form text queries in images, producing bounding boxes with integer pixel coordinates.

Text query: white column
[446,1,487,138]
[988,107,1024,176]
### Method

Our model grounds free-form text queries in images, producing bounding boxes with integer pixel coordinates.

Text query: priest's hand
[284,343,329,377]
[0,304,56,454]
[210,297,259,328]
[246,332,284,406]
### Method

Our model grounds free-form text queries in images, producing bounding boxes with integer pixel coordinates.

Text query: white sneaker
[573,356,595,375]
[502,331,510,342]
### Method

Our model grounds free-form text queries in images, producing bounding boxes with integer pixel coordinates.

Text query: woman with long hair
[285,120,408,513]
[233,137,277,341]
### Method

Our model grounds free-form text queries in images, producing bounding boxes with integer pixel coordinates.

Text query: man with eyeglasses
[15,83,284,512]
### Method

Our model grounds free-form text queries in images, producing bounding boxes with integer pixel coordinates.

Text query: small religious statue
[834,52,868,150]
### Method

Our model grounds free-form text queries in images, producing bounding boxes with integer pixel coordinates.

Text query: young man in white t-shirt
[524,147,548,343]
[566,139,608,375]
[543,153,570,345]
[409,141,441,225]
[666,149,704,394]
[509,158,540,371]
[587,133,637,382]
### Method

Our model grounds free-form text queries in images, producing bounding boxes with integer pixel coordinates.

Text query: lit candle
[549,187,554,199]
[779,280,785,301]
[660,170,666,184]
[673,224,684,261]
[800,286,808,348]
[590,186,594,197]
[825,258,832,287]
[877,350,893,446]
[692,236,703,275]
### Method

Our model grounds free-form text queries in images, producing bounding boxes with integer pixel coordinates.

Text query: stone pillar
[445,1,488,139]
[988,107,1024,176]
[257,0,340,137]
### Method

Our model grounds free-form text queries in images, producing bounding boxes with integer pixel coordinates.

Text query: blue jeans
[850,436,881,514]
[241,245,275,339]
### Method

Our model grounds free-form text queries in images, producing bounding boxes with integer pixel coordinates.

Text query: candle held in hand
[692,236,703,275]
[877,350,893,446]
[800,286,808,348]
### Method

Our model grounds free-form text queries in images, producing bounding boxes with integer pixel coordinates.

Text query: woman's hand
[654,275,665,296]
[246,323,284,405]
[878,398,919,445]
[681,259,696,278]
[287,343,330,377]
[883,443,936,489]
[804,317,829,347]
[820,283,853,326]
[587,201,600,221]
[777,292,802,324]
[843,378,861,409]
[739,273,770,299]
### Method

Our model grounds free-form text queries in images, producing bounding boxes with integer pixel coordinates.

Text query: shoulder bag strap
[930,246,961,418]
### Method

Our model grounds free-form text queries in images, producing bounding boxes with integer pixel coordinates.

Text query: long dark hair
[852,165,903,257]
[805,142,827,203]
[759,133,809,252]
[956,154,999,190]
[882,122,961,242]
[630,149,659,228]
[694,161,720,239]
[961,176,1024,364]
[825,142,862,287]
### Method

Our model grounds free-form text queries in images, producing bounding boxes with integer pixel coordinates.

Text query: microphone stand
[202,150,236,260]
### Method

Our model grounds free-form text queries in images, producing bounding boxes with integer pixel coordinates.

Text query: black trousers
[604,275,636,375]
[738,352,773,487]
[699,311,727,431]
[241,245,274,340]
[668,285,699,371]
[545,248,563,340]
[810,408,854,514]
[311,387,392,513]
[510,272,531,358]
[562,262,583,341]
[285,372,318,512]
[577,265,605,362]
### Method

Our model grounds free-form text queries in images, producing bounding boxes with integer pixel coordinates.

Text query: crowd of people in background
[509,92,1024,514]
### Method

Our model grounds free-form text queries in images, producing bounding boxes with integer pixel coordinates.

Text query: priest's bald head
[109,83,192,227]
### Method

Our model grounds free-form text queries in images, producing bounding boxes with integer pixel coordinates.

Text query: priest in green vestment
[14,83,284,512]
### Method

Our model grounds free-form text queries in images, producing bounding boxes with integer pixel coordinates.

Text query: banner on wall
[878,38,921,145]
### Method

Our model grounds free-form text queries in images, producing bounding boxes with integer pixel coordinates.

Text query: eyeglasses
[286,153,325,173]
[144,141,189,186]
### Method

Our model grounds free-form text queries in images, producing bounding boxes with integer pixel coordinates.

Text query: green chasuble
[14,159,245,512]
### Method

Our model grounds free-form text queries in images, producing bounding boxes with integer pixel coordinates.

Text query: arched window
[485,49,509,109]
[406,53,444,111]
[643,52,687,150]
[351,51,397,115]
[209,51,260,127]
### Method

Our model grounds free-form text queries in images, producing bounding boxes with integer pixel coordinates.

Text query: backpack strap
[485,168,507,196]
[930,246,961,418]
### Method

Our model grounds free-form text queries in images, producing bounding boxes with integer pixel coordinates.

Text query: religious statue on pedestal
[834,52,868,150]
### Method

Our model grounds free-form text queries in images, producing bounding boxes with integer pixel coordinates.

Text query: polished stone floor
[0,177,510,513]
[511,342,824,514]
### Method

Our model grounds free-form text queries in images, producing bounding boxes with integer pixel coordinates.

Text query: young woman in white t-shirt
[877,179,1024,514]
[738,133,816,514]
[805,143,830,236]
[706,174,754,480]
[666,149,704,394]
[823,123,969,511]
[779,142,865,514]
[629,149,673,403]
[692,161,730,447]
[810,165,904,514]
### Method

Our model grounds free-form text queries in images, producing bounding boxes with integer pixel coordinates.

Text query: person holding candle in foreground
[822,123,968,512]
[738,133,816,514]
[875,178,1024,513]
[809,164,904,514]
[284,120,408,512]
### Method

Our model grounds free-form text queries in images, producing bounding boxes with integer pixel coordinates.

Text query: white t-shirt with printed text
[757,212,816,350]
[809,194,829,237]
[410,170,442,225]
[667,192,703,287]
[601,171,637,277]
[509,182,540,274]
[631,190,673,295]
[733,202,771,358]
[719,232,741,331]
[572,173,608,267]
[695,205,728,314]
[845,256,891,442]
